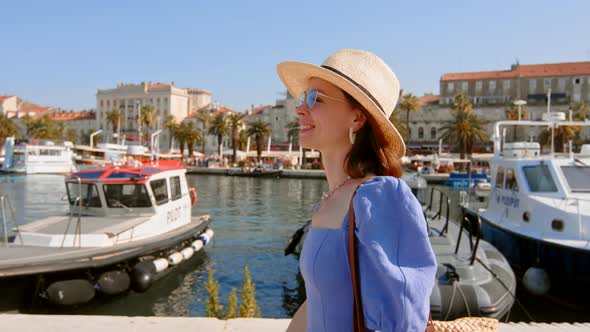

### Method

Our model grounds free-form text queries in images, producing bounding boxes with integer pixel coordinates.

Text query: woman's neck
[321,148,351,191]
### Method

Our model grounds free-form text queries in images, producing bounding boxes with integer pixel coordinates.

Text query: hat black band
[321,65,386,114]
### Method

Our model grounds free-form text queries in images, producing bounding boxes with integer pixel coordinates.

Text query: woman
[278,49,437,332]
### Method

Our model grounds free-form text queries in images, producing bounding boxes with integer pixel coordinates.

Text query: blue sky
[1,0,589,112]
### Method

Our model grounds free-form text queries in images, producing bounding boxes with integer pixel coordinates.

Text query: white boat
[463,113,590,298]
[0,160,212,311]
[1,137,76,174]
[74,142,128,167]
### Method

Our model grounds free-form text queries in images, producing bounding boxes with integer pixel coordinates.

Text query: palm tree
[174,122,188,157]
[208,113,230,157]
[440,96,487,159]
[388,110,409,139]
[141,104,156,139]
[399,93,420,136]
[237,129,249,151]
[105,109,121,134]
[227,113,246,162]
[28,115,57,139]
[196,108,212,154]
[246,119,272,162]
[163,114,177,151]
[505,104,529,141]
[0,114,18,149]
[64,127,78,143]
[538,122,580,152]
[451,94,473,113]
[183,122,203,158]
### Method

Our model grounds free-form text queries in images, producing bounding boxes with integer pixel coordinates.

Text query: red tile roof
[441,61,590,81]
[186,105,236,119]
[417,95,440,106]
[17,105,49,113]
[249,105,273,115]
[0,95,15,102]
[47,110,96,121]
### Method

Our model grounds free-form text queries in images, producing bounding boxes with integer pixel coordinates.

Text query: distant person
[278,49,436,332]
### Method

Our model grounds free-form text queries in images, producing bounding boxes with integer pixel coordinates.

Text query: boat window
[170,176,182,200]
[150,179,169,205]
[103,184,152,208]
[505,168,519,192]
[561,166,590,192]
[66,183,102,207]
[522,165,558,192]
[495,167,505,188]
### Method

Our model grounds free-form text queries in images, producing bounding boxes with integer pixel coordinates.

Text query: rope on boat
[475,257,535,322]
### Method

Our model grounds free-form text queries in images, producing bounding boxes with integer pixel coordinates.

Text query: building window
[544,78,552,90]
[503,80,511,91]
[574,77,581,85]
[461,81,468,92]
[418,127,424,139]
[529,79,537,92]
[558,78,566,91]
[430,127,437,140]
[100,100,104,107]
[489,80,496,92]
[475,81,482,92]
[447,82,454,93]
[504,96,511,103]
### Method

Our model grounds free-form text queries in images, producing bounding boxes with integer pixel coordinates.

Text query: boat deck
[0,214,210,277]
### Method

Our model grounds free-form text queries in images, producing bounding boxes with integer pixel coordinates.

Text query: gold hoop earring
[349,127,356,145]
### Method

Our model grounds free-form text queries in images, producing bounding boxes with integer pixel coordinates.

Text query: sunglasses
[296,89,347,109]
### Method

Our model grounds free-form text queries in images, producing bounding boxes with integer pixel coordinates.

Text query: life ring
[189,187,198,205]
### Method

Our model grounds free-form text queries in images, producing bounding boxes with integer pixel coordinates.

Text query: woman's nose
[296,104,309,117]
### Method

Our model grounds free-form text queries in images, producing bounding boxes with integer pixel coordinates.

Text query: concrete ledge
[1,314,589,332]
[0,314,291,332]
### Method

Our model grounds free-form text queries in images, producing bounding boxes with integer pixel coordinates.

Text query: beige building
[245,92,297,147]
[96,82,212,149]
[45,110,97,138]
[404,61,590,149]
[0,96,17,114]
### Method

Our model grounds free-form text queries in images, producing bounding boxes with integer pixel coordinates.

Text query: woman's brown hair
[343,91,403,178]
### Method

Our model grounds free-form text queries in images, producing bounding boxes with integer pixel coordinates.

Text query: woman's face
[296,78,364,153]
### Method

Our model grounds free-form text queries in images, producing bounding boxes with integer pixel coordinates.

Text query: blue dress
[299,176,436,332]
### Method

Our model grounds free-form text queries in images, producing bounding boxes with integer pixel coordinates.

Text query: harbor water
[0,174,586,322]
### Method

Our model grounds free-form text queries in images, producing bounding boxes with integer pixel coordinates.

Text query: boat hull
[0,216,212,312]
[478,214,590,288]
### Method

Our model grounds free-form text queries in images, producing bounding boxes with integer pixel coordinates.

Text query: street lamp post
[136,100,142,146]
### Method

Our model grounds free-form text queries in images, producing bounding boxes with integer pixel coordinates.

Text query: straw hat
[277,49,405,158]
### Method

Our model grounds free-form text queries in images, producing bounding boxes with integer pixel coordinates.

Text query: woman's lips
[299,124,315,135]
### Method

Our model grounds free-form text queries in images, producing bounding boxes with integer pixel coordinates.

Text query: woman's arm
[286,300,307,332]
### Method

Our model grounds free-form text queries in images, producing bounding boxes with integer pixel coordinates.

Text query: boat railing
[455,213,482,265]
[0,193,22,247]
[60,176,83,248]
[425,187,451,235]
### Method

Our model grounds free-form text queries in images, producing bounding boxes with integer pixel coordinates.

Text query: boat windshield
[561,166,590,192]
[103,184,152,208]
[66,182,102,207]
[522,165,558,192]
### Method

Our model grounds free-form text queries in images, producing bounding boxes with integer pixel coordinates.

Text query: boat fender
[192,239,204,251]
[153,258,169,273]
[131,260,156,293]
[45,279,96,306]
[168,252,184,265]
[97,270,131,295]
[189,187,198,205]
[181,247,194,260]
[523,266,550,295]
[205,229,214,239]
